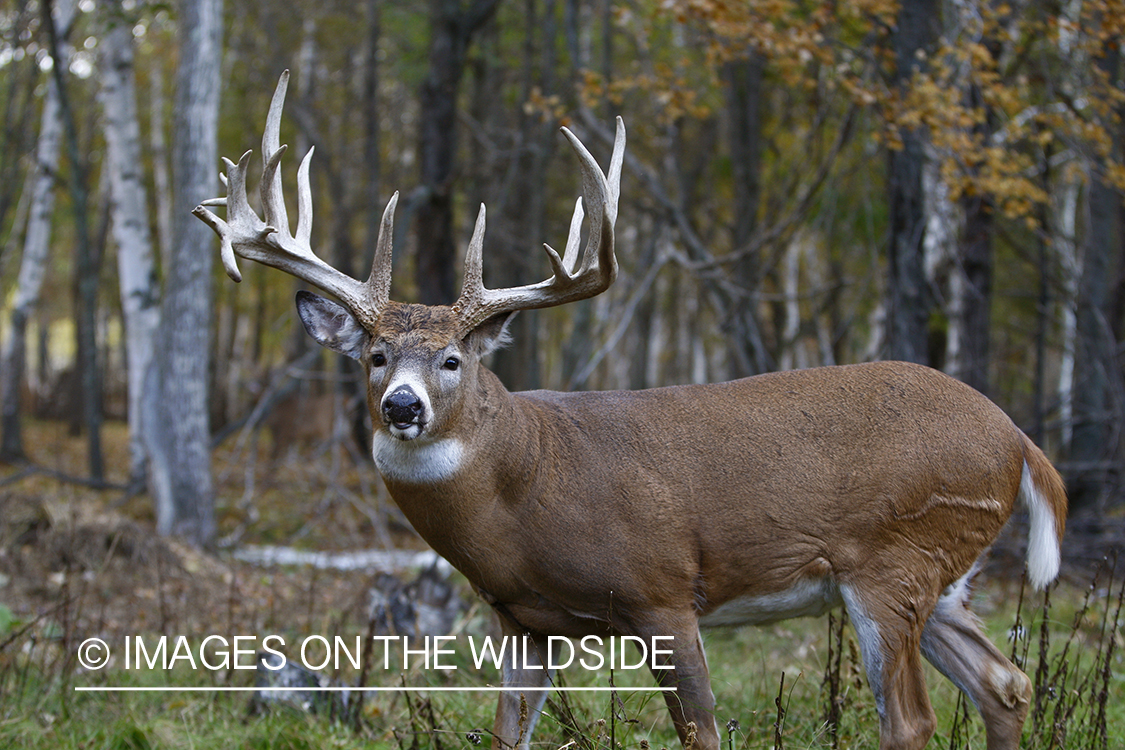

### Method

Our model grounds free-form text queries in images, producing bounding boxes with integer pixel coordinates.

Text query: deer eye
[372,352,386,367]
[442,356,461,371]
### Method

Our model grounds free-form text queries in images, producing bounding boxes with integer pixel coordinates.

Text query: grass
[0,567,1122,749]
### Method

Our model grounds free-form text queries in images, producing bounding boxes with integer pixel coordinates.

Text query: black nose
[383,388,423,424]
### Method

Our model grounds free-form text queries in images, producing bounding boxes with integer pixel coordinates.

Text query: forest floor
[0,419,1122,749]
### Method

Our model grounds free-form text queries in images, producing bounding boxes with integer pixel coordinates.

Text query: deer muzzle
[383,387,425,434]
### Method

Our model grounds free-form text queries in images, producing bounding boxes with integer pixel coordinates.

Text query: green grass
[2,572,1122,750]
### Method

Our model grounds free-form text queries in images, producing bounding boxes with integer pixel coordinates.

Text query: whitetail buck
[195,72,1067,750]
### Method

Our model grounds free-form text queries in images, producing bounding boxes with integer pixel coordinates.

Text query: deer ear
[295,290,368,360]
[464,311,517,357]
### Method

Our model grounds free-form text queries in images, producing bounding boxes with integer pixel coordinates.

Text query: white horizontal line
[74,686,675,693]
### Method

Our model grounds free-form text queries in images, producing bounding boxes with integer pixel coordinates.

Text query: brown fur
[357,313,1067,750]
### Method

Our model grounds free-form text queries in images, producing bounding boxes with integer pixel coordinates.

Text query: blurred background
[2,0,1124,549]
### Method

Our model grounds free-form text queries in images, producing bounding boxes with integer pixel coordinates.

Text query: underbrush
[0,564,1120,750]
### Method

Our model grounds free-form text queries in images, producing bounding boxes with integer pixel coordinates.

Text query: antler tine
[606,116,625,225]
[462,203,488,295]
[366,192,399,309]
[559,197,584,275]
[193,71,387,329]
[451,118,626,334]
[262,70,291,235]
[295,146,315,247]
[558,117,624,274]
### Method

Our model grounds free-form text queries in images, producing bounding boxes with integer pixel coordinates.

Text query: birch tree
[144,0,223,545]
[0,0,75,462]
[99,0,160,486]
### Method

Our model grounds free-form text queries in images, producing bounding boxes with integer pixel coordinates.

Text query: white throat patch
[372,431,464,484]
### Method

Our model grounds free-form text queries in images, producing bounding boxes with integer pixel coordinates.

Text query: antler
[192,70,394,329]
[451,117,626,334]
[195,71,625,333]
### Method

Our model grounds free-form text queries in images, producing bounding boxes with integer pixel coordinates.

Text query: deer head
[194,70,624,449]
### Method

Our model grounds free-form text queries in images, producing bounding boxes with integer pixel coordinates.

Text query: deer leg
[920,581,1031,750]
[641,619,719,750]
[491,619,554,750]
[840,584,937,750]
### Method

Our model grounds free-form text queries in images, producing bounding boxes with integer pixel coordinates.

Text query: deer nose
[383,388,424,425]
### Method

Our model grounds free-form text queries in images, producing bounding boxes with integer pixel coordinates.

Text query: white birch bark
[144,0,223,544]
[99,0,160,484]
[779,235,806,371]
[0,0,75,459]
[1055,179,1080,447]
[922,152,961,376]
[801,237,836,367]
[1054,0,1084,449]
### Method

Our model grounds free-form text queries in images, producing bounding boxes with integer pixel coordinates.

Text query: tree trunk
[885,0,939,364]
[148,63,174,271]
[1055,178,1079,449]
[415,0,503,306]
[480,0,551,392]
[1069,172,1120,511]
[722,54,770,376]
[1068,44,1122,512]
[953,187,993,394]
[946,14,1000,394]
[99,0,160,486]
[144,0,223,545]
[362,0,383,265]
[1,0,75,462]
[42,0,104,480]
[0,5,40,256]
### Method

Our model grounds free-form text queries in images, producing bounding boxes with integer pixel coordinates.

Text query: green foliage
[0,603,15,637]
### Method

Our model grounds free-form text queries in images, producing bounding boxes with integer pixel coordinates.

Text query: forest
[2,1,1125,748]
[2,0,1125,559]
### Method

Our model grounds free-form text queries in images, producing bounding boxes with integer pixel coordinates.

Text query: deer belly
[699,577,842,628]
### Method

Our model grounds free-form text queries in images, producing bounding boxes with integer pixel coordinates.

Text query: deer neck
[372,366,542,556]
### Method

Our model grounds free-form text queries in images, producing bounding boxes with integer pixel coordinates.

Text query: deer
[195,71,1067,750]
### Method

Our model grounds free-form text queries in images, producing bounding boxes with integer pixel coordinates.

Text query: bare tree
[148,60,174,271]
[1070,166,1121,511]
[885,0,940,364]
[1064,40,1123,511]
[0,3,40,256]
[722,54,770,376]
[144,0,224,544]
[471,0,555,392]
[414,0,504,305]
[1,0,75,463]
[99,0,160,486]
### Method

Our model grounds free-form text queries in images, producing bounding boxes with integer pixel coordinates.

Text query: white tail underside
[1021,460,1061,590]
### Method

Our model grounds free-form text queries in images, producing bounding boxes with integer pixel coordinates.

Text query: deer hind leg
[840,584,937,750]
[920,577,1032,750]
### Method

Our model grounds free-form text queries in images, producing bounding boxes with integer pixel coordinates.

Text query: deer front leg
[491,616,554,750]
[640,616,719,750]
[840,584,938,750]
